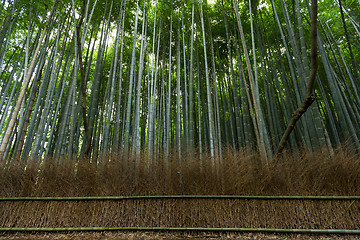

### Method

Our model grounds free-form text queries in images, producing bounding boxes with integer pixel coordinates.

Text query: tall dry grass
[1,146,360,197]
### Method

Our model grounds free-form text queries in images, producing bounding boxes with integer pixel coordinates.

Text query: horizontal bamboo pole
[0,195,360,201]
[0,227,360,234]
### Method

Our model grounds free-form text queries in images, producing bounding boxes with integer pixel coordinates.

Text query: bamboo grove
[0,0,359,168]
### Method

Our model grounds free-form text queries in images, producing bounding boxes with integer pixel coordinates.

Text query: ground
[1,232,360,240]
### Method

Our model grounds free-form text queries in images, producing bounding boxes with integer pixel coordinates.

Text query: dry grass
[0,147,360,234]
[2,147,360,197]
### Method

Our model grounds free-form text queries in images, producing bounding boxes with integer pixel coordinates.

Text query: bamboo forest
[0,0,360,168]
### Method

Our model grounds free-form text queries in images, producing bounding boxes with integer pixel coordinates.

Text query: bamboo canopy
[0,0,359,167]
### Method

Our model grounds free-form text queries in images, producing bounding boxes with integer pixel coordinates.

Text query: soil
[1,232,360,240]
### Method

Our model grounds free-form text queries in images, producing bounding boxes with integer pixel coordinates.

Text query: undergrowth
[1,146,359,197]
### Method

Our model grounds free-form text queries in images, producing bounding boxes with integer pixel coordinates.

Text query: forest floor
[1,232,360,240]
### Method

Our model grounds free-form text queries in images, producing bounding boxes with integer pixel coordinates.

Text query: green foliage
[0,0,359,164]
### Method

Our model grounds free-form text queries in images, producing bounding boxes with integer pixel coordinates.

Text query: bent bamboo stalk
[0,227,359,234]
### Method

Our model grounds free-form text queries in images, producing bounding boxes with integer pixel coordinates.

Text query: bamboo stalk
[274,0,318,156]
[1,195,359,201]
[0,0,59,161]
[0,227,359,234]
